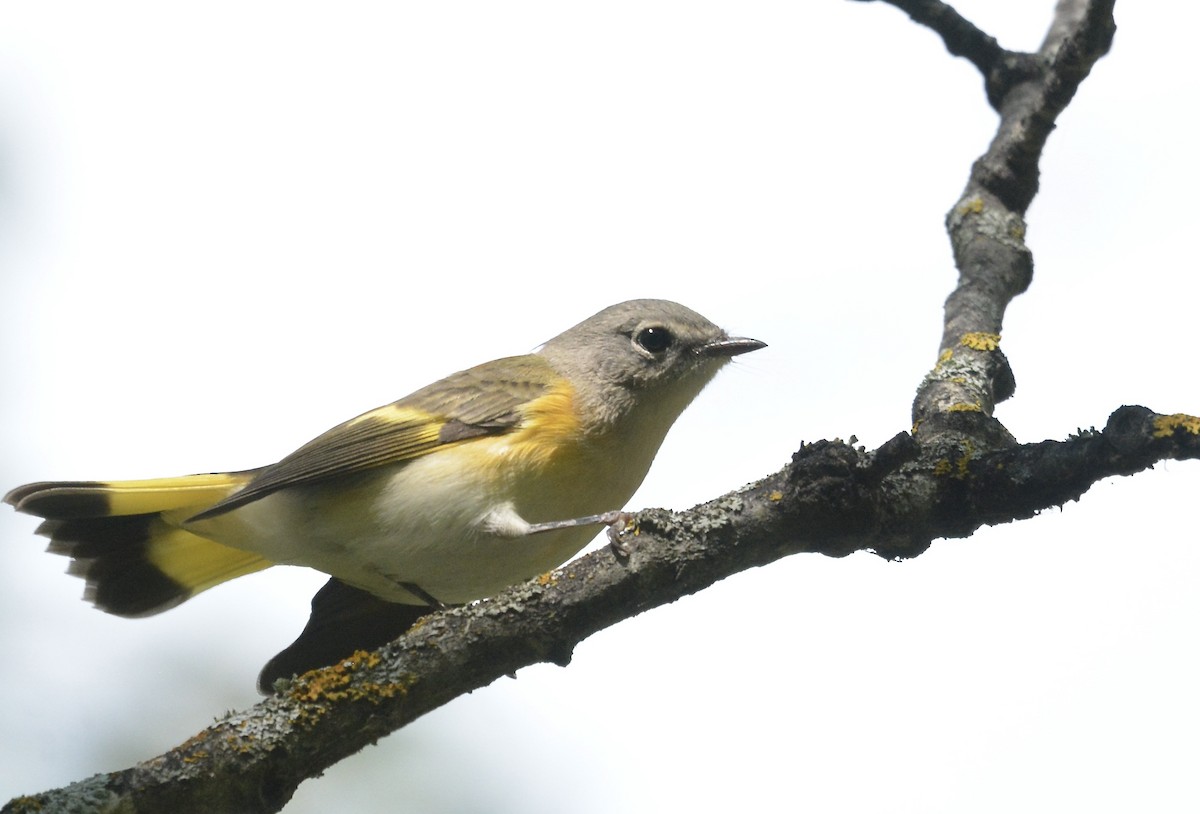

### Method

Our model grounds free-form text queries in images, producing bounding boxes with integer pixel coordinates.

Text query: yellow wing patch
[190,406,454,519]
[187,354,569,520]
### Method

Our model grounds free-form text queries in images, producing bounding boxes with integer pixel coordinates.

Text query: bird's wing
[189,355,561,520]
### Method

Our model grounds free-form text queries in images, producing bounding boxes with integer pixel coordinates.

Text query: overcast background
[1,3,1197,812]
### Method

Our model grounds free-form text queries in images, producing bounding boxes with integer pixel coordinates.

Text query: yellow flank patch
[1153,413,1200,438]
[960,332,1001,352]
[499,381,583,470]
[103,474,250,516]
[146,525,271,593]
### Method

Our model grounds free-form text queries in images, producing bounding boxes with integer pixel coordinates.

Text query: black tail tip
[42,515,192,618]
[5,481,112,519]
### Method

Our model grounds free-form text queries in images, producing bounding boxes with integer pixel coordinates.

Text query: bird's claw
[601,511,637,558]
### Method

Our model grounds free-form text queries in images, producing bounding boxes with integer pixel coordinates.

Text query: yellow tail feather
[7,473,272,617]
[146,524,271,594]
[7,473,253,519]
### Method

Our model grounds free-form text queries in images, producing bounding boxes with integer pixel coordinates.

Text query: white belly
[188,436,640,605]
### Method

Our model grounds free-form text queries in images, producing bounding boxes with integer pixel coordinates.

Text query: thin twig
[910,0,1116,449]
[859,0,1006,77]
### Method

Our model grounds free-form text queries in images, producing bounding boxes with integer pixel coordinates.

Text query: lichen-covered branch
[905,0,1116,452]
[6,406,1197,814]
[10,4,1184,813]
[970,0,1117,212]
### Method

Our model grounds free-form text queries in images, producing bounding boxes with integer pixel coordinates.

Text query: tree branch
[852,0,1005,78]
[9,3,1188,813]
[908,0,1116,449]
[7,406,1198,814]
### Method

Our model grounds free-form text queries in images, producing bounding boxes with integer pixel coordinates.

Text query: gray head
[539,299,765,428]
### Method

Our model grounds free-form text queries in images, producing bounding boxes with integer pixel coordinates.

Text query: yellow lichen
[947,402,983,413]
[935,348,954,369]
[933,442,975,480]
[536,572,556,587]
[1153,413,1200,438]
[174,729,214,762]
[225,734,257,754]
[960,332,1001,351]
[957,440,976,478]
[959,197,985,215]
[768,490,783,502]
[288,651,413,706]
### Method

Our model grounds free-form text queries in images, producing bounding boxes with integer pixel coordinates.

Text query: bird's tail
[6,473,271,617]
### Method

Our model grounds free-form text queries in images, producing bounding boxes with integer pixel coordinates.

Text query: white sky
[1,2,1197,812]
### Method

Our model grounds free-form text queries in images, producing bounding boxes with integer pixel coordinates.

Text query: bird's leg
[525,510,637,558]
[484,504,638,557]
[523,510,621,533]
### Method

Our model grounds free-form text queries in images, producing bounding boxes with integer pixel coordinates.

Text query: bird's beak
[697,336,767,358]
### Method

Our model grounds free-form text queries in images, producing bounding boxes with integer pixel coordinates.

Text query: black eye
[634,326,674,354]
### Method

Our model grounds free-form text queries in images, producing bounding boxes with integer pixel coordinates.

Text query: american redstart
[6,299,764,691]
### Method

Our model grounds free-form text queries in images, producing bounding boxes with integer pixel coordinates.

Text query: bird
[6,299,765,692]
